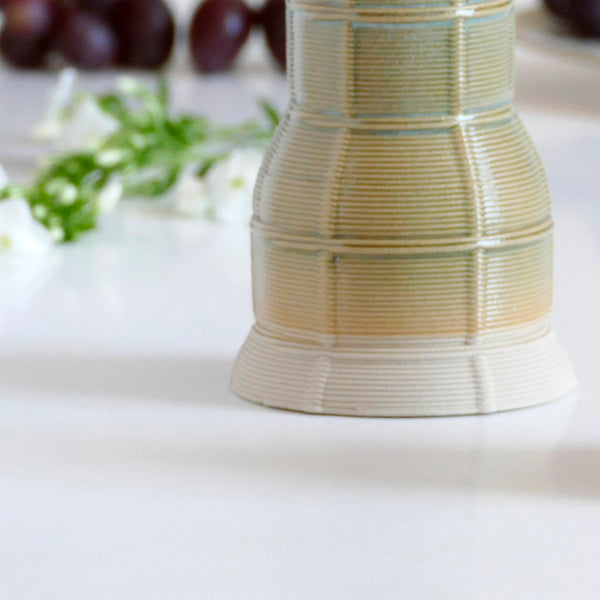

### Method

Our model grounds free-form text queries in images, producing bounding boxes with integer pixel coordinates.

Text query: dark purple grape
[54,8,118,69]
[0,26,48,67]
[1,0,55,40]
[78,0,122,14]
[571,0,600,35]
[543,0,572,17]
[111,0,174,69]
[260,0,285,70]
[189,0,252,73]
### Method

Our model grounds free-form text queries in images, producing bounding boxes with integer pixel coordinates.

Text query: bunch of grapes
[190,0,285,72]
[0,0,175,70]
[0,0,286,72]
[544,0,600,36]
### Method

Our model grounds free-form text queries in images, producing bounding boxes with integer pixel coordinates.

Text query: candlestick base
[231,323,576,417]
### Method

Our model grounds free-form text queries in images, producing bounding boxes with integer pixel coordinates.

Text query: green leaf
[197,154,227,177]
[158,75,169,111]
[258,99,281,130]
[19,76,276,243]
[97,94,129,123]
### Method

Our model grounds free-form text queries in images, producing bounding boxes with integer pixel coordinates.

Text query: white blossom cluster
[0,70,265,255]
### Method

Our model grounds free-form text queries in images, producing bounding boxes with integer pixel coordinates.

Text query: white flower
[49,226,65,243]
[0,165,8,190]
[45,178,78,206]
[59,97,120,152]
[0,253,58,331]
[33,68,120,150]
[95,148,128,167]
[32,204,48,220]
[205,149,263,223]
[171,150,264,223]
[172,168,211,218]
[116,76,143,96]
[97,179,123,214]
[0,198,54,255]
[33,68,78,141]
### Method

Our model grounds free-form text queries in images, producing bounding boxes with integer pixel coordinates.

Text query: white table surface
[1,41,600,599]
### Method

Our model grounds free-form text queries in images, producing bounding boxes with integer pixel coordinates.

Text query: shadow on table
[0,353,250,410]
[163,431,600,501]
[1,353,595,500]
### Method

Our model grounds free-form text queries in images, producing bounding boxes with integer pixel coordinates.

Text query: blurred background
[0,0,289,183]
[0,0,285,74]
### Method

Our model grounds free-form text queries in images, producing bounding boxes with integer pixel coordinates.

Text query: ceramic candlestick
[231,0,577,416]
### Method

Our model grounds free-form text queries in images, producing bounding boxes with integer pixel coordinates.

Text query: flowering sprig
[0,73,278,245]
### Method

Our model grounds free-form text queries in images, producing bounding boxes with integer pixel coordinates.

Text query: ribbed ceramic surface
[234,323,574,416]
[232,0,576,415]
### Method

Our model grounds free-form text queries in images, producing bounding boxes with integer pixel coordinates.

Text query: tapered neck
[286,0,515,121]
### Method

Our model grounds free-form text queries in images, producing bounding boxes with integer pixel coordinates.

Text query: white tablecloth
[1,37,600,599]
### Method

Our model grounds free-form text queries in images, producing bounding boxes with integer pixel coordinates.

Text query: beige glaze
[231,0,576,415]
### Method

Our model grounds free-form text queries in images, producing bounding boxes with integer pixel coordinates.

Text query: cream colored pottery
[231,0,577,416]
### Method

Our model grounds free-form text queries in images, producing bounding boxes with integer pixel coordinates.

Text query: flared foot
[231,324,577,417]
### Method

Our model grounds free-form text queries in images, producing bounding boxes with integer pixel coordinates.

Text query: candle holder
[231,0,576,415]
